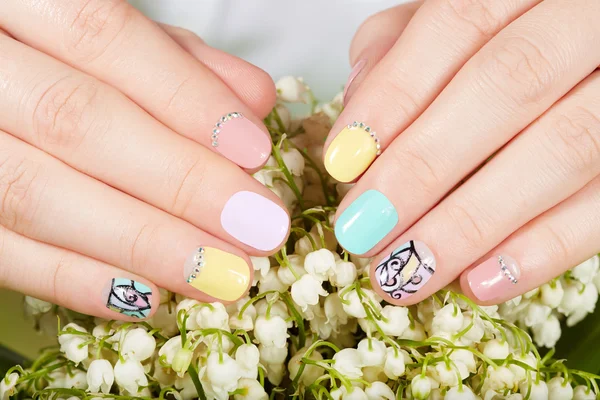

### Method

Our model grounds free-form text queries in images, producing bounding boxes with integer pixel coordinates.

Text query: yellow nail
[325,122,379,183]
[184,247,250,302]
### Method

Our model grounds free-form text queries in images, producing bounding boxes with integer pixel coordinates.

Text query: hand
[326,0,600,304]
[0,0,290,320]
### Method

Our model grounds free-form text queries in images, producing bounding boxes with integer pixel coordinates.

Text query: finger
[0,131,254,303]
[368,69,600,304]
[343,1,422,105]
[0,0,273,170]
[0,226,159,321]
[461,175,600,304]
[158,23,276,117]
[0,33,289,255]
[335,0,600,256]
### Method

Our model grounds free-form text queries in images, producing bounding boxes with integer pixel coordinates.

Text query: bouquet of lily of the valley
[2,77,600,400]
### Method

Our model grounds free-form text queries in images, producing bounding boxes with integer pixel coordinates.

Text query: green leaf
[554,304,600,374]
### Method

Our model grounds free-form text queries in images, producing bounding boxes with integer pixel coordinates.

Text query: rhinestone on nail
[187,247,206,284]
[347,121,382,157]
[498,256,518,284]
[211,112,244,148]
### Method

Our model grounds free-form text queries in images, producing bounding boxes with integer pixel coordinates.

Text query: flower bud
[558,282,584,316]
[175,299,202,330]
[121,328,156,361]
[158,336,182,366]
[258,268,289,295]
[234,378,268,400]
[357,338,386,367]
[519,380,548,400]
[378,306,410,336]
[281,148,305,176]
[304,249,336,281]
[573,385,596,399]
[431,304,464,334]
[254,315,289,348]
[277,255,306,285]
[331,261,358,288]
[114,357,148,394]
[547,376,573,400]
[399,321,427,342]
[172,347,193,377]
[365,381,394,400]
[235,344,260,379]
[540,281,564,309]
[206,352,242,392]
[383,347,407,379]
[0,373,19,400]
[265,363,286,386]
[341,288,381,319]
[485,366,515,391]
[196,303,230,330]
[275,76,308,103]
[288,348,324,386]
[532,313,561,348]
[411,375,432,400]
[445,386,476,400]
[291,274,327,311]
[332,348,363,379]
[251,256,271,280]
[482,339,510,360]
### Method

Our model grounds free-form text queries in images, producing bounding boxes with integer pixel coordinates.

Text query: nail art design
[325,121,381,183]
[184,246,251,302]
[210,112,271,169]
[468,255,520,302]
[374,241,436,300]
[106,278,152,318]
[221,191,289,251]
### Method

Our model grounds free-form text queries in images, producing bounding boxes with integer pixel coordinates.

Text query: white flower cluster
[5,77,600,400]
[499,255,600,348]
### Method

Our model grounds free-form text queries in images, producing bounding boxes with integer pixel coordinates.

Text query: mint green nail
[335,190,398,255]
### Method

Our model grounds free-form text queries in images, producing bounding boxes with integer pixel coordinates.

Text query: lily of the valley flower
[291,274,327,310]
[86,360,114,393]
[254,315,289,347]
[114,356,148,395]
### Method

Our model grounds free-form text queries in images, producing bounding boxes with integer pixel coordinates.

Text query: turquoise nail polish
[335,189,398,254]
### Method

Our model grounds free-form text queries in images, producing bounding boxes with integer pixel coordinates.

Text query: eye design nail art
[106,278,152,318]
[374,241,436,300]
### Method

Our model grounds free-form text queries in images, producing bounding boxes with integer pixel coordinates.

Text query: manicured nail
[211,112,271,169]
[343,59,367,105]
[185,246,251,302]
[374,240,436,300]
[468,255,520,302]
[221,191,289,251]
[106,278,152,318]
[335,189,398,254]
[325,121,381,183]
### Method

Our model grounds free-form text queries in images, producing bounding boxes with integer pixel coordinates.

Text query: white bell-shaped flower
[259,343,288,365]
[58,323,89,364]
[573,385,596,399]
[482,339,510,359]
[572,256,600,284]
[357,338,386,367]
[519,380,548,400]
[547,376,574,400]
[0,373,19,400]
[288,348,324,386]
[304,249,336,281]
[532,314,561,348]
[411,375,432,400]
[431,304,464,335]
[254,315,289,348]
[277,255,307,285]
[365,382,394,400]
[331,260,358,288]
[444,386,477,400]
[275,76,308,103]
[378,306,409,336]
[114,356,148,395]
[206,352,242,393]
[540,281,564,309]
[291,274,327,311]
[235,344,260,379]
[234,378,268,400]
[196,303,230,330]
[158,336,182,365]
[175,299,202,330]
[250,256,271,280]
[383,347,407,379]
[281,148,305,176]
[121,328,156,361]
[332,348,363,379]
[87,360,114,393]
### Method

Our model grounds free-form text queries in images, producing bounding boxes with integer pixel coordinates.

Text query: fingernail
[374,240,436,300]
[467,255,520,302]
[106,278,152,319]
[221,191,289,251]
[185,246,251,301]
[325,121,381,183]
[343,59,367,105]
[335,189,398,254]
[211,112,271,169]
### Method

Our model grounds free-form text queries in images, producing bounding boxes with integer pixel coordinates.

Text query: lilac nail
[221,191,289,251]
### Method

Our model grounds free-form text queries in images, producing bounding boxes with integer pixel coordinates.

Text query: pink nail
[343,59,367,106]
[468,255,520,302]
[221,191,289,251]
[211,113,271,169]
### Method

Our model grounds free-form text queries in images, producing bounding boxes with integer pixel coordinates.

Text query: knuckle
[444,0,505,40]
[0,153,46,234]
[67,0,132,63]
[550,106,600,173]
[120,223,157,274]
[52,252,79,305]
[31,77,101,153]
[164,75,194,111]
[538,223,573,266]
[388,140,443,199]
[169,156,207,217]
[477,36,555,106]
[444,199,492,252]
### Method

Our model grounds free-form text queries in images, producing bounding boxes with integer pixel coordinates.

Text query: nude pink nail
[467,255,520,302]
[343,59,367,105]
[211,112,271,169]
[221,191,289,251]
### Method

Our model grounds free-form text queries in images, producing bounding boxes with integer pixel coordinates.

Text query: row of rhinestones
[347,121,382,155]
[186,247,205,283]
[498,255,517,284]
[211,112,244,147]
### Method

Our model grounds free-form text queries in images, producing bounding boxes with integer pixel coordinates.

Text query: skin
[331,0,600,305]
[0,0,288,321]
